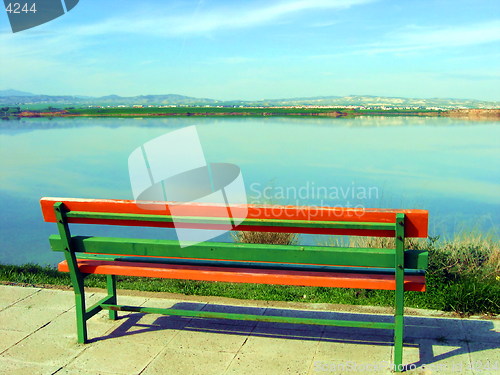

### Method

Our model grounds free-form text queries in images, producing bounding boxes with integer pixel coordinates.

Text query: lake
[1,116,499,265]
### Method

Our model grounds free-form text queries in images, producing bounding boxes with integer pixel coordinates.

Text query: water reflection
[0,117,498,265]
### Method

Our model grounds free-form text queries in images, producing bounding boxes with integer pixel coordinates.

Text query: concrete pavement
[0,284,498,375]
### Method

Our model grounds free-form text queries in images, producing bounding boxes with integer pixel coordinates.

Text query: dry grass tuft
[231,231,298,245]
[436,232,500,279]
[328,236,427,250]
[327,232,499,280]
[487,246,500,277]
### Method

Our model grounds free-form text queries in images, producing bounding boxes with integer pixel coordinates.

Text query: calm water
[1,116,499,265]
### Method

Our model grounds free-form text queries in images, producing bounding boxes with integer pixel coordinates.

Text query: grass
[0,232,498,316]
[421,233,500,315]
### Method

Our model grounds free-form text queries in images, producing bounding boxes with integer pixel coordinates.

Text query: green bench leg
[54,202,89,343]
[394,213,405,372]
[75,288,87,344]
[106,275,117,320]
[394,313,404,372]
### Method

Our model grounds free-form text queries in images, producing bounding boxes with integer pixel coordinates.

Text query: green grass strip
[1,261,498,316]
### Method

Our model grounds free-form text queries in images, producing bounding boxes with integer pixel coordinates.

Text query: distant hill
[0,91,497,109]
[0,89,36,97]
[239,95,499,108]
[0,93,220,106]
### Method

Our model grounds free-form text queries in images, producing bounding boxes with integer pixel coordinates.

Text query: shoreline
[12,108,500,120]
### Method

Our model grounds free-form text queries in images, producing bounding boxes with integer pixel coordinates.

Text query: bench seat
[59,259,426,291]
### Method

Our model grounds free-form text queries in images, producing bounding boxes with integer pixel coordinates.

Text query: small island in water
[3,106,500,120]
[1,92,498,120]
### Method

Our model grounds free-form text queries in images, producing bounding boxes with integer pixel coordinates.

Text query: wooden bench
[40,197,428,372]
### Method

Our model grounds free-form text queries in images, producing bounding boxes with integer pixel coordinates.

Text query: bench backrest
[41,197,428,237]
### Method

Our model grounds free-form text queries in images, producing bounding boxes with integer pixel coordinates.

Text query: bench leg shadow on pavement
[86,302,500,372]
[403,316,500,372]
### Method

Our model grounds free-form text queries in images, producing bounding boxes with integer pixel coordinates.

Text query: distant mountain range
[0,90,498,109]
[0,89,36,97]
[0,90,219,106]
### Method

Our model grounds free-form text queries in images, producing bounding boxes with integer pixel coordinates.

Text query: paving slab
[315,337,393,363]
[313,329,394,374]
[462,318,500,342]
[53,368,122,375]
[0,305,63,332]
[36,308,122,340]
[226,351,313,375]
[0,330,30,354]
[0,357,61,375]
[309,358,394,375]
[113,294,149,307]
[66,340,164,374]
[13,288,75,311]
[404,315,468,341]
[402,338,474,375]
[467,342,500,375]
[166,324,250,353]
[98,314,181,346]
[0,285,40,309]
[239,335,320,357]
[0,285,498,375]
[1,330,83,368]
[142,347,235,375]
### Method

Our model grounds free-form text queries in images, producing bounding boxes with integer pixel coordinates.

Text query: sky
[1,0,499,101]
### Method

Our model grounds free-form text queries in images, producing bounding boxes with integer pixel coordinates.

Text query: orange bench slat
[41,197,428,237]
[58,260,426,292]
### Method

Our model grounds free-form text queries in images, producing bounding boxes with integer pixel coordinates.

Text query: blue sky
[1,0,499,101]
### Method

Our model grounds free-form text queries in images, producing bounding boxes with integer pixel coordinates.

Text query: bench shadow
[92,302,499,370]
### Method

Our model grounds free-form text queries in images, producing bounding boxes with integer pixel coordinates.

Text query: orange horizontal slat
[41,197,428,237]
[58,260,426,292]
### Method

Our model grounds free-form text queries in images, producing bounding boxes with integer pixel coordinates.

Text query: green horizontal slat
[66,211,176,222]
[84,295,113,320]
[66,211,396,231]
[100,304,395,330]
[411,249,428,270]
[76,253,427,274]
[49,235,427,269]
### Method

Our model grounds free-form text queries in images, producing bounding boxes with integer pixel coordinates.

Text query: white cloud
[308,19,500,59]
[64,0,376,38]
[0,0,376,70]
[364,20,500,54]
[309,20,339,28]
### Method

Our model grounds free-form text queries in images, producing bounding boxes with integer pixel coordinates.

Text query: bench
[40,197,428,372]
